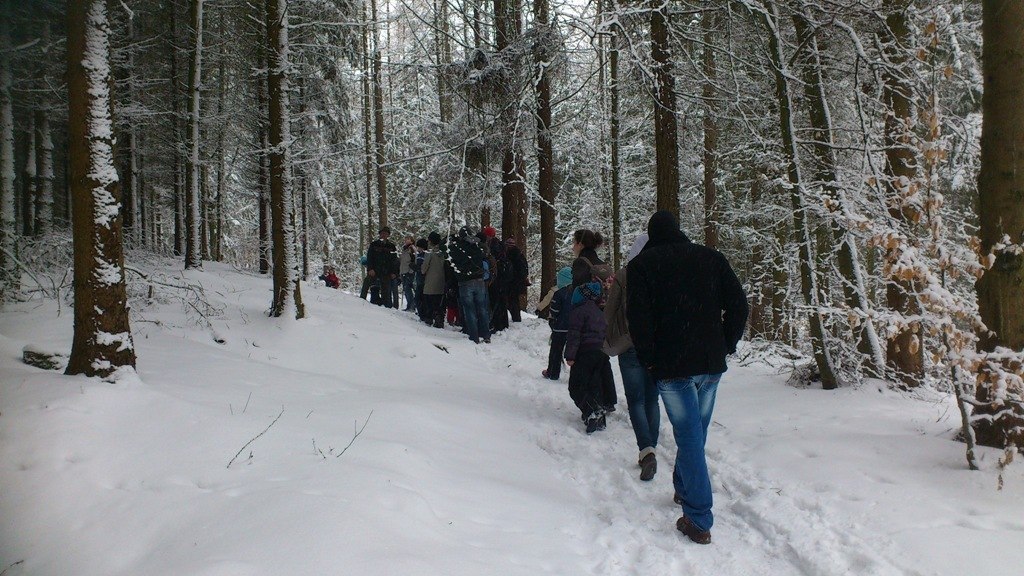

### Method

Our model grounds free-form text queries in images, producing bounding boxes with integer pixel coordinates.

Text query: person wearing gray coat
[604,233,660,482]
[420,232,446,328]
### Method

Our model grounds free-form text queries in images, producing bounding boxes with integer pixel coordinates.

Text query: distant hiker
[604,233,659,482]
[414,238,428,317]
[542,266,573,381]
[626,210,748,545]
[504,238,529,323]
[565,280,610,434]
[319,265,340,289]
[358,255,377,302]
[366,227,399,308]
[420,232,445,328]
[488,236,510,333]
[570,228,618,412]
[446,226,491,344]
[399,236,418,311]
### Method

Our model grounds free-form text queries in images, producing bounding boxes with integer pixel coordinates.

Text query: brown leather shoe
[676,516,711,545]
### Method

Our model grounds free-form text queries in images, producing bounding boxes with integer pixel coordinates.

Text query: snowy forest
[1,0,1024,572]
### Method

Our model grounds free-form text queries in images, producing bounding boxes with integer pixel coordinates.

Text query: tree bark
[762,2,837,388]
[495,0,527,248]
[22,114,36,237]
[650,0,680,218]
[881,0,924,387]
[702,12,719,250]
[169,0,184,257]
[34,109,54,236]
[975,0,1024,447]
[792,8,884,377]
[66,0,137,377]
[609,4,622,271]
[266,0,304,318]
[361,1,375,244]
[0,16,15,290]
[371,0,388,230]
[534,0,556,297]
[184,0,204,269]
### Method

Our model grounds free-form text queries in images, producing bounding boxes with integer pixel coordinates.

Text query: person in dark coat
[319,265,340,289]
[569,229,618,412]
[543,266,574,380]
[565,280,610,434]
[414,238,428,316]
[504,238,529,323]
[604,233,660,482]
[487,236,510,332]
[445,227,491,344]
[366,226,399,308]
[626,210,748,545]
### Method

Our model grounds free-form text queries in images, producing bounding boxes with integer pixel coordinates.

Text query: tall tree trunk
[169,0,184,257]
[495,0,526,248]
[361,1,375,244]
[213,11,225,262]
[266,0,304,318]
[881,0,924,387]
[975,0,1024,447]
[609,5,622,271]
[66,0,137,377]
[22,115,36,237]
[792,8,884,377]
[184,0,204,269]
[34,110,54,236]
[534,0,555,297]
[370,0,388,230]
[650,0,680,218]
[762,2,838,388]
[124,14,139,248]
[255,28,270,274]
[0,16,14,290]
[702,12,719,249]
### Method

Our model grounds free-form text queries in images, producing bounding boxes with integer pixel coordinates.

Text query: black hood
[646,210,688,244]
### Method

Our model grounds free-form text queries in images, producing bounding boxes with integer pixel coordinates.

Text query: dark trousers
[360,274,374,299]
[601,358,618,408]
[421,294,444,327]
[508,292,522,322]
[490,286,509,332]
[547,332,567,379]
[568,348,610,420]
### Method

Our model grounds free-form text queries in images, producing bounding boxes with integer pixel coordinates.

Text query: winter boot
[639,452,657,482]
[585,412,605,435]
[676,516,711,545]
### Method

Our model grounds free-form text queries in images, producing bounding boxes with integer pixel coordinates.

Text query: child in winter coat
[565,280,611,434]
[542,266,574,380]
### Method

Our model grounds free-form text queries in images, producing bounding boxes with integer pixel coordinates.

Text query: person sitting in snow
[542,266,574,381]
[319,265,340,289]
[565,280,610,434]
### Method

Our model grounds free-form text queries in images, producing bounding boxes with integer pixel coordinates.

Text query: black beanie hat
[647,210,681,242]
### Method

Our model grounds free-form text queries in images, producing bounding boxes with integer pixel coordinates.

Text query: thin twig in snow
[226,407,284,469]
[336,410,373,458]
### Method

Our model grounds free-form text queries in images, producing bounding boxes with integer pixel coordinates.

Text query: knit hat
[646,211,678,241]
[379,226,391,236]
[626,233,649,263]
[483,226,497,238]
[556,266,573,289]
[458,226,473,239]
[428,232,441,245]
[504,237,517,246]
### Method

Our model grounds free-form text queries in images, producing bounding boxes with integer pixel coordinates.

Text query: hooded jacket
[564,281,608,361]
[626,211,748,380]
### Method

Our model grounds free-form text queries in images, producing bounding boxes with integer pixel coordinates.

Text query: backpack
[581,257,615,309]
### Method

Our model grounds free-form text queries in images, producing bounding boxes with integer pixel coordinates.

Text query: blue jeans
[402,273,416,310]
[458,279,491,343]
[619,348,660,452]
[658,373,721,532]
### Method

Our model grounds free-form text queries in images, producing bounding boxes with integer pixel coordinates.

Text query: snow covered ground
[1,260,1023,576]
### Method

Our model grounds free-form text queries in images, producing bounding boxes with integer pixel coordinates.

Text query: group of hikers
[342,225,530,342]
[321,211,750,545]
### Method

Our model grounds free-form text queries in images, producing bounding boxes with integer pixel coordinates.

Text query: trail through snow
[2,262,1022,576]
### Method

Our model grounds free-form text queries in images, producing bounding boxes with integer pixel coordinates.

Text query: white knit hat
[626,233,649,263]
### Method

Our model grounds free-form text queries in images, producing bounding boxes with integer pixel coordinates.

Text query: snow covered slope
[1,261,1022,575]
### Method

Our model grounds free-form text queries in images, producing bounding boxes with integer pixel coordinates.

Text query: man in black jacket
[445,226,491,343]
[626,210,748,545]
[366,227,399,308]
